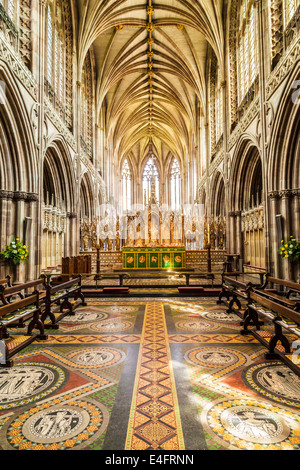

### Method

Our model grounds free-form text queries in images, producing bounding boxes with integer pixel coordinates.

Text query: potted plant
[0,238,29,265]
[279,236,300,262]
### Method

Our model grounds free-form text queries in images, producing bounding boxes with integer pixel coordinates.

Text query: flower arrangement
[0,239,29,265]
[279,236,300,262]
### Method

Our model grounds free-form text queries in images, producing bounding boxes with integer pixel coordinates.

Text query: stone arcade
[0,0,299,453]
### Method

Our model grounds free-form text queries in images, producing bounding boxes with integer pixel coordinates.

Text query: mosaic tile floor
[0,297,300,451]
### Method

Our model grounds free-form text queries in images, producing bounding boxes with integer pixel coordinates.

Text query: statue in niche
[99,238,104,250]
[210,221,216,249]
[127,216,135,246]
[83,232,89,251]
[161,209,171,245]
[91,229,97,250]
[116,231,120,251]
[218,221,224,249]
[203,217,208,249]
[170,212,175,245]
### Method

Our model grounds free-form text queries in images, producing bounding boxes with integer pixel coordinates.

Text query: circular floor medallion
[61,307,109,324]
[220,405,290,444]
[90,319,133,332]
[202,397,300,449]
[0,363,66,410]
[67,347,126,369]
[184,347,247,369]
[175,320,220,332]
[24,407,89,443]
[243,361,300,408]
[5,399,109,450]
[99,306,137,314]
[200,310,241,323]
[171,305,204,315]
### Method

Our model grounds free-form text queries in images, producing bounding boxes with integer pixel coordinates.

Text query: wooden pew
[240,288,300,376]
[62,255,92,278]
[0,292,48,367]
[216,271,262,310]
[243,264,266,285]
[219,274,252,313]
[174,271,215,287]
[41,275,87,329]
[95,272,130,286]
[0,275,12,288]
[255,275,300,311]
[0,278,46,307]
[0,275,24,303]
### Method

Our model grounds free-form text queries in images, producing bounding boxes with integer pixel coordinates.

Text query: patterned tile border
[125,303,185,450]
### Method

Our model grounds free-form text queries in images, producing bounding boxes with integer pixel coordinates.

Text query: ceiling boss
[147,0,155,135]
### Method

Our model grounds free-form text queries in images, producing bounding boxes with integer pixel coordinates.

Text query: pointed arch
[121,156,133,213]
[168,156,182,210]
[142,155,160,206]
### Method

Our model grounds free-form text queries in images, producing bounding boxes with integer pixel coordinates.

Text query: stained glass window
[170,158,181,210]
[215,66,223,142]
[143,157,159,207]
[45,1,72,129]
[237,0,257,105]
[122,158,132,212]
[47,5,53,83]
[7,0,14,19]
[285,0,299,24]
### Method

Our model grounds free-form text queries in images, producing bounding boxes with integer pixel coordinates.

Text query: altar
[122,247,186,270]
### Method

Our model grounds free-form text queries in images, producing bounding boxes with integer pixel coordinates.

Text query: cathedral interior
[0,0,299,453]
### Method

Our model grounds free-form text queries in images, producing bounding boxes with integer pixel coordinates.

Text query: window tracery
[122,158,132,212]
[143,156,159,207]
[215,66,223,145]
[270,0,299,69]
[45,0,73,130]
[80,50,94,160]
[170,157,181,211]
[237,0,258,106]
[0,0,32,69]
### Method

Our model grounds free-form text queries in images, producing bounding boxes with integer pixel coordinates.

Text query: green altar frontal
[122,247,186,270]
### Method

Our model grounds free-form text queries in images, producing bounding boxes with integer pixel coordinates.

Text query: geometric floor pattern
[0,297,300,451]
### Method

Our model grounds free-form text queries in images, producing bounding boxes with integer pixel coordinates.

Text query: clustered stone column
[268,189,300,282]
[0,190,39,280]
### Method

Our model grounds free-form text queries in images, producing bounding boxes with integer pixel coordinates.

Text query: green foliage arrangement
[0,239,29,265]
[279,236,300,262]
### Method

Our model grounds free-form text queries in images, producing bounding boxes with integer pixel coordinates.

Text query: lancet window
[122,158,132,212]
[45,0,73,129]
[170,158,181,211]
[285,0,299,24]
[143,157,159,207]
[237,0,258,106]
[215,66,223,143]
[0,0,32,68]
[80,50,94,160]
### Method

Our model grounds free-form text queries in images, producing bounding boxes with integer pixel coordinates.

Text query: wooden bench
[178,286,204,295]
[40,275,87,329]
[243,264,266,285]
[216,271,261,309]
[0,278,46,307]
[94,272,130,286]
[0,275,12,288]
[0,275,24,304]
[255,275,300,311]
[240,289,300,376]
[174,271,215,287]
[219,274,252,313]
[0,292,48,367]
[102,287,130,295]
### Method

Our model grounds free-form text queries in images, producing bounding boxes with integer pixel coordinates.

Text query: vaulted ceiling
[77,0,225,165]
